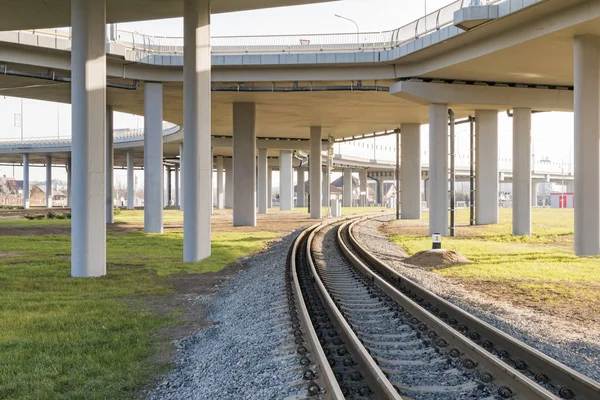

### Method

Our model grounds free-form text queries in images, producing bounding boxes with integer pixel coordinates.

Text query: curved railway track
[288,215,600,399]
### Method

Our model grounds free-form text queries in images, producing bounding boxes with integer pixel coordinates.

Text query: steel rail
[343,216,600,400]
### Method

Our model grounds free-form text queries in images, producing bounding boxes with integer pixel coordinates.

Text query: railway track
[0,207,70,217]
[288,215,600,399]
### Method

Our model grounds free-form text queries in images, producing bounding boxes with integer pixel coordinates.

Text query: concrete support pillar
[359,170,368,207]
[322,166,330,207]
[310,126,323,219]
[233,103,256,226]
[297,167,306,207]
[126,151,134,209]
[179,142,184,211]
[106,105,114,223]
[425,179,430,208]
[174,165,180,207]
[267,167,273,209]
[574,36,600,255]
[429,104,449,236]
[377,179,384,206]
[280,150,293,211]
[45,155,52,208]
[23,154,30,209]
[225,159,233,208]
[71,0,106,277]
[210,149,214,214]
[183,0,211,262]
[166,167,172,206]
[257,150,268,214]
[513,107,532,236]
[216,155,224,210]
[475,110,499,225]
[66,157,71,208]
[342,168,353,207]
[531,180,538,207]
[401,123,422,219]
[144,82,164,234]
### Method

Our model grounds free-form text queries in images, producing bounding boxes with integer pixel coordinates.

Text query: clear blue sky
[0,0,574,184]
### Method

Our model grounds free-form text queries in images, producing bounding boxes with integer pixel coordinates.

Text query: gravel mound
[353,216,600,383]
[405,249,471,269]
[148,232,306,400]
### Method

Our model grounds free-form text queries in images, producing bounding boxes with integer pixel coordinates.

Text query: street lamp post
[334,14,359,46]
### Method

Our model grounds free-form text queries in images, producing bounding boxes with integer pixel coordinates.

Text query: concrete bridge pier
[174,164,180,207]
[342,169,353,207]
[233,103,256,226]
[531,179,539,207]
[401,123,421,219]
[475,110,499,224]
[267,167,273,209]
[71,0,107,277]
[23,154,30,209]
[574,36,600,255]
[66,157,71,208]
[126,151,134,210]
[106,106,114,223]
[376,179,384,206]
[429,104,449,236]
[45,155,52,208]
[225,158,233,208]
[512,107,532,236]
[166,167,172,206]
[182,0,212,262]
[144,82,164,234]
[257,149,268,214]
[280,150,293,211]
[179,143,184,211]
[359,170,368,207]
[297,167,306,207]
[216,155,224,210]
[310,126,322,219]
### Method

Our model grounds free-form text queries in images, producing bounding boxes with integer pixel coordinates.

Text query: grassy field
[0,210,279,399]
[387,208,600,319]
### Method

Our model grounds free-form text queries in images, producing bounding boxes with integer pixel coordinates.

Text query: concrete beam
[391,81,574,111]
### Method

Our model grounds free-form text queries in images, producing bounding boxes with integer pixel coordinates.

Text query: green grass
[0,210,277,400]
[388,208,600,303]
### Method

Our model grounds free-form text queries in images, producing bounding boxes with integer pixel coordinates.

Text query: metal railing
[0,122,179,147]
[14,0,504,55]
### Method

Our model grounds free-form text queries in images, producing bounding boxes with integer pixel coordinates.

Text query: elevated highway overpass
[0,0,598,277]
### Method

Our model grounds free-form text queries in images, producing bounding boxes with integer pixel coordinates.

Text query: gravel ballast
[148,232,306,400]
[354,216,600,383]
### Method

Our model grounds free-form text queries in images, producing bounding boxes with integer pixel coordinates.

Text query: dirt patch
[0,252,19,259]
[453,278,600,329]
[405,249,472,270]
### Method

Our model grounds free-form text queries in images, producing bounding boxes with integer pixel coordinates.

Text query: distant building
[29,185,67,207]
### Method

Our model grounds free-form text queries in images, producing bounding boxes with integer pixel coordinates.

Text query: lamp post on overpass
[334,14,359,46]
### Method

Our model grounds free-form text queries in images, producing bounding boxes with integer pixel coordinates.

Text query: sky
[0,0,575,186]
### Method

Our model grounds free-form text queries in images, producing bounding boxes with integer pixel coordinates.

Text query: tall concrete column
[144,82,164,234]
[66,157,71,208]
[267,167,273,209]
[280,150,293,211]
[166,167,172,206]
[513,107,532,236]
[342,169,353,207]
[257,149,268,214]
[174,165,180,207]
[401,123,422,219]
[297,167,306,207]
[225,158,233,208]
[233,103,256,226]
[210,149,214,214]
[377,179,384,206]
[179,142,184,211]
[475,110,499,225]
[45,155,53,208]
[23,154,30,209]
[429,104,449,236]
[71,0,106,277]
[574,36,600,255]
[183,0,211,261]
[216,155,224,210]
[310,126,323,219]
[126,151,134,210]
[531,180,538,207]
[322,166,330,207]
[106,105,114,223]
[359,170,368,207]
